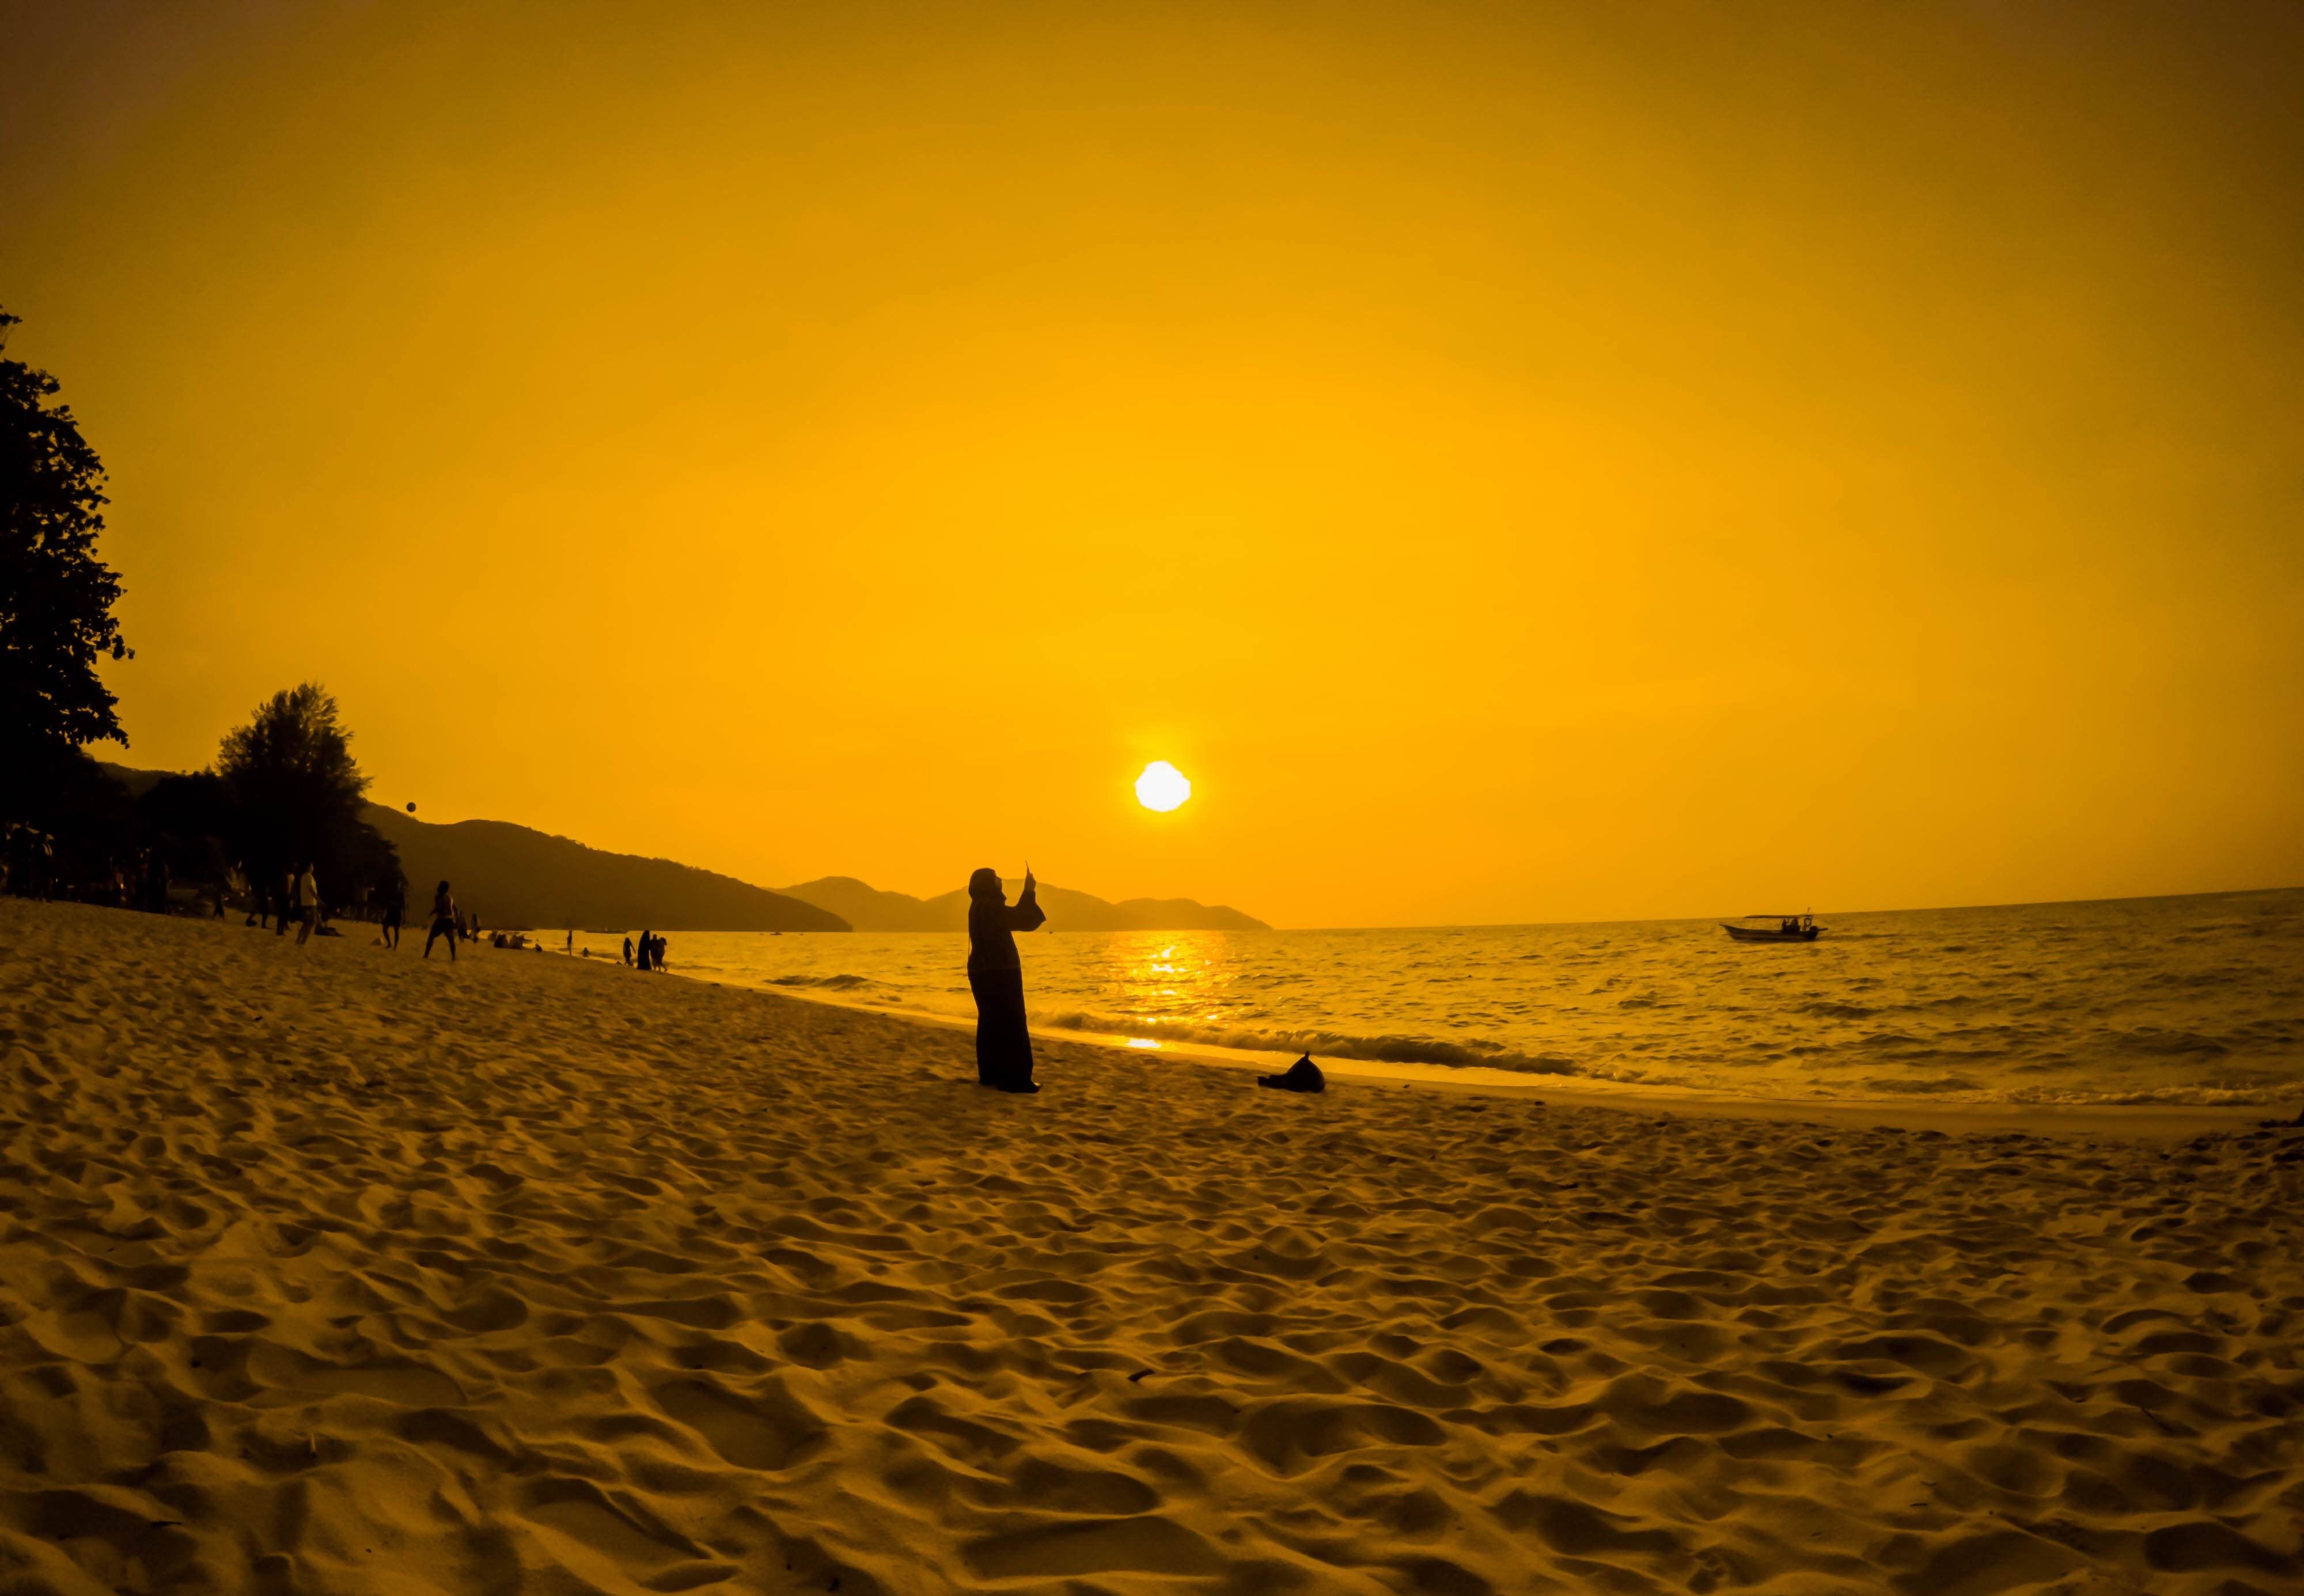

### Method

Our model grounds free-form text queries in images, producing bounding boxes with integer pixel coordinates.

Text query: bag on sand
[1257,1054,1325,1093]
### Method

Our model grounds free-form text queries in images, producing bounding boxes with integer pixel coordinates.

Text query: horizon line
[93,760,2295,934]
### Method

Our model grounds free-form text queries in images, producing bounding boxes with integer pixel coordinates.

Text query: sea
[563,889,2303,1108]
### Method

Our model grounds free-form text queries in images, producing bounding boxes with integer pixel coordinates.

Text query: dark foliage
[206,683,403,911]
[137,771,238,896]
[314,813,403,914]
[2,742,135,890]
[217,683,371,879]
[5,688,404,911]
[0,307,131,799]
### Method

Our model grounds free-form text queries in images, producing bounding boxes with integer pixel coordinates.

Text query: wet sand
[2,897,2299,1594]
[752,991,2272,1144]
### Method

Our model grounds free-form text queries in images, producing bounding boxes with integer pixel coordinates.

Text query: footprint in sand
[651,1375,828,1471]
[245,1342,465,1407]
[962,1515,1225,1580]
[517,1475,726,1589]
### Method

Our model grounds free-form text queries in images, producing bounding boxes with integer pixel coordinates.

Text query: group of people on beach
[359,877,477,959]
[235,871,486,961]
[3,827,201,915]
[259,870,657,971]
[236,862,329,944]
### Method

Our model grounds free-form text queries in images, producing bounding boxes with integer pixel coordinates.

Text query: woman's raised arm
[1009,872,1046,932]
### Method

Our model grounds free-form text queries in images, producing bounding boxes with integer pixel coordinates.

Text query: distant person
[471,911,482,942]
[291,862,321,946]
[653,934,669,971]
[423,880,458,961]
[1258,1053,1327,1093]
[622,935,634,966]
[638,929,655,971]
[275,867,294,936]
[380,878,404,949]
[967,866,1045,1093]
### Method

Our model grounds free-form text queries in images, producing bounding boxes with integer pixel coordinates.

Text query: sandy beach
[2,898,2299,1595]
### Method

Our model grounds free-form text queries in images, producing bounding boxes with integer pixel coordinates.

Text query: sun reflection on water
[1104,932,1237,1032]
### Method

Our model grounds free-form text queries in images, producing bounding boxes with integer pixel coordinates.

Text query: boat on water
[1722,913,1820,942]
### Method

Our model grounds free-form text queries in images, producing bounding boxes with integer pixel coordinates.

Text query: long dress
[967,884,1046,1090]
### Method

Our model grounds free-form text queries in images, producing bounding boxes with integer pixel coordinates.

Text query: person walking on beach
[379,877,404,949]
[291,861,322,945]
[622,935,634,966]
[967,865,1045,1093]
[423,879,458,961]
[638,930,655,971]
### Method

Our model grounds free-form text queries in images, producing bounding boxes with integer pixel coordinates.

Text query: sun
[1135,760,1192,812]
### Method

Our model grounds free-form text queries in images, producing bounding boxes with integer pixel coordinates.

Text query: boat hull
[1722,924,1820,942]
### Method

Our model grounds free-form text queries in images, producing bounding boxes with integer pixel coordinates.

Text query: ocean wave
[767,973,879,990]
[1999,1084,2279,1106]
[2114,1028,2232,1057]
[1030,1009,1582,1076]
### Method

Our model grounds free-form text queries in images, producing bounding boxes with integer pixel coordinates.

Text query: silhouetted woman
[967,866,1045,1093]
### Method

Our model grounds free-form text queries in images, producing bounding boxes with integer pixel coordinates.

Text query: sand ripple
[2,900,2300,1594]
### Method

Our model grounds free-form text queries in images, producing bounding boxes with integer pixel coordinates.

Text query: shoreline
[673,962,2279,1144]
[154,907,2294,1140]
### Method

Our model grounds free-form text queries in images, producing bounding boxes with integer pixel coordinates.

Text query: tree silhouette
[217,683,372,884]
[0,306,131,797]
[137,771,238,905]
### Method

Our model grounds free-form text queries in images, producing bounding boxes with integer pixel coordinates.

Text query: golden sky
[5,2,2299,927]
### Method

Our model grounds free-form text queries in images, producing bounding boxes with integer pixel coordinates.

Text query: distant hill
[776,877,948,931]
[98,761,166,798]
[780,875,1269,932]
[363,806,847,932]
[94,763,845,931]
[96,763,1260,931]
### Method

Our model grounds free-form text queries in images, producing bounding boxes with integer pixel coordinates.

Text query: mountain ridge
[94,764,1263,932]
[778,875,1270,932]
[361,806,847,933]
